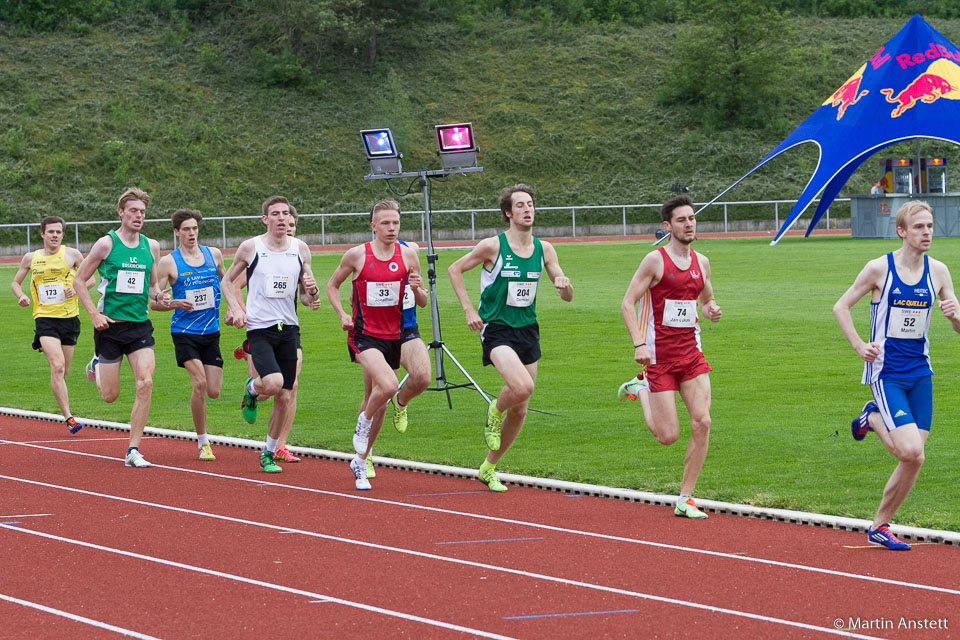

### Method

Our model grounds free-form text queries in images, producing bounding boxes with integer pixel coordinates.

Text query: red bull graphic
[879,58,960,117]
[823,64,868,120]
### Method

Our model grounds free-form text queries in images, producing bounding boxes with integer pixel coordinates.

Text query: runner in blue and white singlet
[835,200,960,551]
[151,209,228,461]
[862,252,935,385]
[170,244,221,335]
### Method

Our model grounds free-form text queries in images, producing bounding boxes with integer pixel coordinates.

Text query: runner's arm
[621,251,661,365]
[222,239,254,329]
[11,253,32,307]
[542,241,573,302]
[325,246,362,331]
[74,236,114,329]
[404,242,429,308]
[147,239,170,308]
[697,254,721,322]
[833,258,884,362]
[64,248,94,297]
[447,238,498,331]
[298,239,321,308]
[931,259,960,334]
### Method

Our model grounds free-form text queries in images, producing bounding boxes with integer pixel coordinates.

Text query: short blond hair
[118,187,149,212]
[370,198,400,223]
[896,200,932,232]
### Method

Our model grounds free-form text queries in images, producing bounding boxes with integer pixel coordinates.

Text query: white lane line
[0,592,162,639]
[0,525,517,640]
[0,514,52,518]
[0,477,894,638]
[1,441,956,596]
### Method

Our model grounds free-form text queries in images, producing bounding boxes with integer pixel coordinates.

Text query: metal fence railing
[0,198,850,254]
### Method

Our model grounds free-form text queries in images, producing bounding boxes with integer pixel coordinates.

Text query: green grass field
[3,234,960,531]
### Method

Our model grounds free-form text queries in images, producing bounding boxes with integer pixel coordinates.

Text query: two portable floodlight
[360,123,478,175]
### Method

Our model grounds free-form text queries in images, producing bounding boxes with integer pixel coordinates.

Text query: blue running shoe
[867,523,911,550]
[851,401,878,441]
[66,417,83,435]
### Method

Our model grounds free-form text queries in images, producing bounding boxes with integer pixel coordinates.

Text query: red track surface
[1,415,955,639]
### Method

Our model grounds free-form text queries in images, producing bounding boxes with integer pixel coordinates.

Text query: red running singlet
[350,242,408,340]
[646,247,705,363]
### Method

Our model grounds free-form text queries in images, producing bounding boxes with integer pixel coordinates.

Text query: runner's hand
[225,309,246,329]
[17,294,30,307]
[856,340,881,363]
[91,311,114,331]
[464,307,483,331]
[938,298,959,320]
[703,301,722,322]
[634,345,652,367]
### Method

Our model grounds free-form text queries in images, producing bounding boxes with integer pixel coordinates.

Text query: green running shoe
[260,450,282,473]
[618,376,648,402]
[485,400,503,451]
[392,393,408,434]
[674,497,708,519]
[366,451,376,479]
[479,467,507,492]
[241,377,258,424]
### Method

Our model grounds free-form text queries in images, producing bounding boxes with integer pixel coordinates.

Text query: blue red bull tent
[708,14,960,245]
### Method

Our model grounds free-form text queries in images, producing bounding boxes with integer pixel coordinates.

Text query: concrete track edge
[4,406,957,546]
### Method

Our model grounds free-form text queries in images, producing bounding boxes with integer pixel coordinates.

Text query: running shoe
[674,497,708,519]
[260,450,282,473]
[851,400,879,441]
[366,450,376,478]
[867,523,911,550]
[241,377,258,424]
[199,443,216,461]
[353,415,371,454]
[350,456,371,490]
[478,466,507,492]
[484,400,503,451]
[85,355,99,382]
[618,375,649,402]
[274,446,301,463]
[66,417,84,435]
[124,448,152,468]
[392,393,408,434]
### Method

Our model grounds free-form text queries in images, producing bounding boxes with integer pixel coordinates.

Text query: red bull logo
[823,64,867,120]
[879,59,960,117]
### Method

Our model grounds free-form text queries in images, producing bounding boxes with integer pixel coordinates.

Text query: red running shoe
[274,446,301,463]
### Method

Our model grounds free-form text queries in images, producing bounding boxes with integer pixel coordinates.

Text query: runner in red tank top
[349,242,406,340]
[326,199,424,490]
[648,246,706,363]
[620,195,722,520]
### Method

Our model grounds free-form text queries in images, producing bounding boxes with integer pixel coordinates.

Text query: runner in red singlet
[621,195,722,519]
[326,199,423,490]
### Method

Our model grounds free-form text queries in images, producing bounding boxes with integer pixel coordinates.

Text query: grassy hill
[3,13,960,242]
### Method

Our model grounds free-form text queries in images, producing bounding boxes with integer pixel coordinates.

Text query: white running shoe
[350,456,371,490]
[353,416,371,454]
[85,355,99,383]
[124,449,152,468]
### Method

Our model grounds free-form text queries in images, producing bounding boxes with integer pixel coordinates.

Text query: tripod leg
[441,343,492,403]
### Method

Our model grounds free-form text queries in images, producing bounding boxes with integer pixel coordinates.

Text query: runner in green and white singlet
[449,184,574,492]
[75,188,168,468]
[478,233,544,329]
